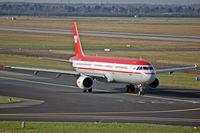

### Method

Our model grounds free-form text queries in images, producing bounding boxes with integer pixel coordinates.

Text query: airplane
[3,22,197,95]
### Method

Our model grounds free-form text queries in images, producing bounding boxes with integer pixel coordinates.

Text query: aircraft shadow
[93,87,200,99]
[47,86,200,99]
[147,87,200,98]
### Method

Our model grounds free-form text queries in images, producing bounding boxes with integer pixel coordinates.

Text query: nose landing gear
[138,88,145,96]
[125,84,145,96]
[138,84,145,96]
[83,88,93,93]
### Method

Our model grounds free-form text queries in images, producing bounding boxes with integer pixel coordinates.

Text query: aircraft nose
[146,73,156,84]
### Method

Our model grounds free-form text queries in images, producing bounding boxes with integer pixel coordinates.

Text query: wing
[39,57,70,63]
[156,65,197,74]
[4,65,105,79]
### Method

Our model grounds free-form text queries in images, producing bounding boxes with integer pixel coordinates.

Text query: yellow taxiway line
[1,107,200,116]
[0,113,200,122]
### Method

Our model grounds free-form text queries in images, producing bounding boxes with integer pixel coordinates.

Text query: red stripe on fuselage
[73,67,155,75]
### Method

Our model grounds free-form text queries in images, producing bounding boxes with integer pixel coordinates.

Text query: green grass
[0,31,74,48]
[0,121,199,133]
[157,72,200,89]
[1,30,199,50]
[0,54,73,70]
[0,96,21,104]
[0,16,200,36]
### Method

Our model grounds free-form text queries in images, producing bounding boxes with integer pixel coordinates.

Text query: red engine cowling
[76,76,93,90]
[147,78,159,89]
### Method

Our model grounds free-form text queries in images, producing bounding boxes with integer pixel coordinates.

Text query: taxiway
[0,70,200,126]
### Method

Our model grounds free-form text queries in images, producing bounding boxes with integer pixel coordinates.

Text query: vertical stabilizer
[73,22,84,57]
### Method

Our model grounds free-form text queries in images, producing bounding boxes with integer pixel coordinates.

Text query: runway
[0,26,200,42]
[0,70,200,126]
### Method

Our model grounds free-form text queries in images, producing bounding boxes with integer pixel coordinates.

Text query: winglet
[195,64,198,69]
[2,64,5,70]
[73,22,84,57]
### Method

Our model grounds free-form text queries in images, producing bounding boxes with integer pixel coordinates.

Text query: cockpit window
[136,66,154,70]
[143,67,149,70]
[149,67,153,70]
[136,67,142,70]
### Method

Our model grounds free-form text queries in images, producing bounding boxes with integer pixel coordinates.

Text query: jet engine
[76,76,93,90]
[147,78,159,89]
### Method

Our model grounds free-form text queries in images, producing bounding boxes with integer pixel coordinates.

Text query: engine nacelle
[76,76,93,90]
[146,78,159,89]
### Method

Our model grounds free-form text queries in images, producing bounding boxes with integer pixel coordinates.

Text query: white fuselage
[71,59,156,86]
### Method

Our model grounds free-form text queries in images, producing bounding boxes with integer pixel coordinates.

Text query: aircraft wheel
[130,85,135,93]
[126,85,130,92]
[126,84,135,93]
[131,88,135,93]
[88,88,93,93]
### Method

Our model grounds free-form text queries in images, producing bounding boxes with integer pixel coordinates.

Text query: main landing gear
[83,88,93,93]
[126,84,135,93]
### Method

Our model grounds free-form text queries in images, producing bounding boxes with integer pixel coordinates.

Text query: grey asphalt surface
[0,70,200,126]
[0,26,200,42]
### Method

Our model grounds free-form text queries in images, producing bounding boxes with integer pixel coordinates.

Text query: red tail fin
[73,22,84,57]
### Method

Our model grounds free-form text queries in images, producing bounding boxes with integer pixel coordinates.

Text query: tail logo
[74,36,78,43]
